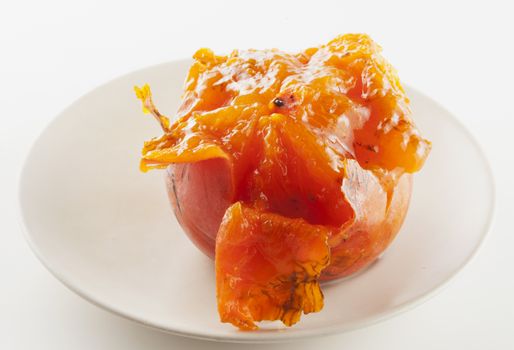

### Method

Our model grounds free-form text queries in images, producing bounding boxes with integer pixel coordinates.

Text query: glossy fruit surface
[136,34,430,330]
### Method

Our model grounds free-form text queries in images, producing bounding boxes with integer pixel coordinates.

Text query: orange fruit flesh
[136,34,431,330]
[216,203,330,330]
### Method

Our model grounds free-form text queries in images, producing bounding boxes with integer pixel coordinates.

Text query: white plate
[18,60,495,343]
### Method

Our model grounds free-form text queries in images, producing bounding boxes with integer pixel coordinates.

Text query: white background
[1,0,513,349]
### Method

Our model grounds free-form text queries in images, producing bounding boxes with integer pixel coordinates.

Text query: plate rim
[17,59,496,343]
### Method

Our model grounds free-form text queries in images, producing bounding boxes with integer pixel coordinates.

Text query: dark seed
[273,98,285,107]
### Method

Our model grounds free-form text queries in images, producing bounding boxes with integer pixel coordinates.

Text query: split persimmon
[136,34,430,330]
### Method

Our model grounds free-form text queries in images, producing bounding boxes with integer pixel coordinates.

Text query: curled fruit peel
[135,34,430,329]
[215,203,330,330]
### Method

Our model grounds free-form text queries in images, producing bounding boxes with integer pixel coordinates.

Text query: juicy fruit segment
[244,113,355,227]
[135,34,431,330]
[137,34,431,176]
[215,203,331,330]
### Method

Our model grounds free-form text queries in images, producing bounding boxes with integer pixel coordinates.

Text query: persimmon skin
[165,159,412,281]
[322,160,412,280]
[165,159,232,259]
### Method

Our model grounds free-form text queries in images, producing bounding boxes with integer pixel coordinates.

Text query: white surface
[17,56,495,341]
[1,0,513,348]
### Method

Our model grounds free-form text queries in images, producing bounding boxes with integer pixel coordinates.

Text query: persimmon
[136,34,430,330]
